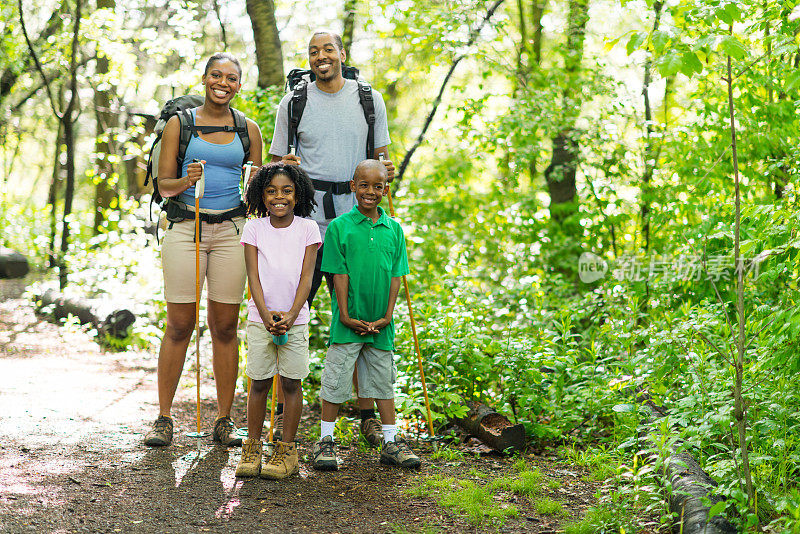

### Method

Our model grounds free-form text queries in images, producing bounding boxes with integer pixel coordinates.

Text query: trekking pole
[267,314,284,445]
[235,162,256,442]
[187,159,209,445]
[380,155,437,449]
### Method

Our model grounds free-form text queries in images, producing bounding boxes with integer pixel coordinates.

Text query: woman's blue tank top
[178,109,245,210]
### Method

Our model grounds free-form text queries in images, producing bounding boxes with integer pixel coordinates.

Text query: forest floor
[0,277,653,533]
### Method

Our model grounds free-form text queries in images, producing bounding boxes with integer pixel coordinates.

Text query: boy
[312,159,421,470]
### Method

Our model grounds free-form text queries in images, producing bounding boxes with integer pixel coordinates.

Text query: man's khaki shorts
[160,212,246,304]
[319,343,396,404]
[246,322,310,381]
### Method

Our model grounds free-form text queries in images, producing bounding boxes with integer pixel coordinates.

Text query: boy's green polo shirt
[321,205,409,350]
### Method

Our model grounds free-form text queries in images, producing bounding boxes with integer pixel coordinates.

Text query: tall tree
[342,0,357,52]
[19,0,83,288]
[543,0,589,228]
[93,0,117,233]
[246,0,283,88]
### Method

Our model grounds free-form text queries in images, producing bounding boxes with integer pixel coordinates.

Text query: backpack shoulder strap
[356,79,375,159]
[288,81,308,153]
[176,110,194,175]
[230,108,250,164]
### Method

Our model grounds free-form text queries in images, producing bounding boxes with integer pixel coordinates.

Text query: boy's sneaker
[261,441,299,479]
[235,439,262,477]
[213,416,243,447]
[144,416,173,447]
[380,438,421,468]
[359,417,382,447]
[272,413,283,441]
[312,435,339,471]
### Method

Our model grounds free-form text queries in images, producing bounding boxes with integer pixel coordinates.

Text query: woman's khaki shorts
[161,212,246,304]
[319,343,397,404]
[246,322,310,381]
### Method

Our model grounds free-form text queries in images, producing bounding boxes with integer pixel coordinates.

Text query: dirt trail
[0,279,601,533]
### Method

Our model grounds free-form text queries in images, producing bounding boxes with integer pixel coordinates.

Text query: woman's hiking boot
[380,438,421,468]
[144,415,173,447]
[213,416,243,447]
[312,435,339,471]
[235,439,262,477]
[272,413,283,441]
[261,441,299,479]
[359,417,382,447]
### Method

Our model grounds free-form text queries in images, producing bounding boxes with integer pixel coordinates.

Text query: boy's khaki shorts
[161,212,246,304]
[319,343,396,404]
[246,322,310,381]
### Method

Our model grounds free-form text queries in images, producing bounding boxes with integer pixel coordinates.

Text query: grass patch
[389,523,441,534]
[511,469,543,496]
[534,496,566,516]
[431,445,466,463]
[563,505,635,534]
[561,445,618,481]
[405,475,455,498]
[438,481,519,526]
[406,475,517,526]
[512,457,529,473]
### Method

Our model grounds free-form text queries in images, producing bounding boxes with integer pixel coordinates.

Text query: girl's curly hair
[245,162,317,218]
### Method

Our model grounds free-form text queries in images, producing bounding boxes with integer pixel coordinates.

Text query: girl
[236,163,320,479]
[145,52,262,448]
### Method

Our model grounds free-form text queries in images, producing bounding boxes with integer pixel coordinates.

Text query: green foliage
[5,0,800,528]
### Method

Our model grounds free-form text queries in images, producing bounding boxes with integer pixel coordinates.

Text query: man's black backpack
[145,95,251,207]
[285,65,375,159]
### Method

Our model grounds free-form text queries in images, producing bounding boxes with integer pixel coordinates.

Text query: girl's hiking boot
[312,435,339,471]
[261,441,299,479]
[380,438,421,468]
[359,417,382,447]
[235,439,262,477]
[272,413,283,441]
[144,415,173,447]
[213,416,243,447]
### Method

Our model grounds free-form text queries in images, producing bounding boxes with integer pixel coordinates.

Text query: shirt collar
[347,205,390,227]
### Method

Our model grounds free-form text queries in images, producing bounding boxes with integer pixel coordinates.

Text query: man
[269,30,395,446]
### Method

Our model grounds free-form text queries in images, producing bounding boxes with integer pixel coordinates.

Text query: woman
[145,52,262,447]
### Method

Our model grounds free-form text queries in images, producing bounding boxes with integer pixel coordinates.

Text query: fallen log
[638,395,737,534]
[666,452,736,534]
[37,290,135,339]
[0,248,30,279]
[454,401,526,453]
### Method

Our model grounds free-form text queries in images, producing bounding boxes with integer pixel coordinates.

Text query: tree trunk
[246,0,284,88]
[47,121,63,269]
[342,0,357,53]
[543,0,589,228]
[640,1,664,253]
[727,50,755,510]
[93,0,117,234]
[58,0,82,290]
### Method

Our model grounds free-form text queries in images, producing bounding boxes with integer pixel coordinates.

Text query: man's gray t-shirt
[269,79,391,239]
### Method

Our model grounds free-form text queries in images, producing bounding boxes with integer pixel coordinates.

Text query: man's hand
[281,153,301,166]
[381,158,395,182]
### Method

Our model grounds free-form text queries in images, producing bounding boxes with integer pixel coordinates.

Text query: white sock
[382,424,397,443]
[321,420,336,439]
